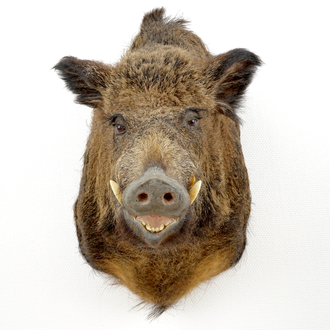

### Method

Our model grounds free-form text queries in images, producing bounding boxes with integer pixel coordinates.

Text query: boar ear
[54,56,112,108]
[206,48,262,121]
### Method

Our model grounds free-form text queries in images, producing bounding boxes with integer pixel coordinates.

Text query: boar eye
[114,124,126,134]
[187,118,198,127]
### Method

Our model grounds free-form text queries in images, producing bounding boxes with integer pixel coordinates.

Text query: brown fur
[54,8,261,317]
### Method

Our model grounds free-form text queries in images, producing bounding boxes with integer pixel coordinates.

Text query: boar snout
[113,167,200,246]
[122,167,190,219]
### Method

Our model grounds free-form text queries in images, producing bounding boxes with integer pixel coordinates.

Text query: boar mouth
[122,210,185,246]
[110,171,201,246]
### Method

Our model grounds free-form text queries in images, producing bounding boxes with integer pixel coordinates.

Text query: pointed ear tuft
[53,56,112,108]
[206,48,262,121]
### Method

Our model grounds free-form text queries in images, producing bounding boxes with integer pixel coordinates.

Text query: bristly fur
[130,7,210,58]
[132,301,169,320]
[141,7,188,28]
[54,8,261,318]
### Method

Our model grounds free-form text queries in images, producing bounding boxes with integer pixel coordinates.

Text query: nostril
[137,192,149,203]
[163,192,174,204]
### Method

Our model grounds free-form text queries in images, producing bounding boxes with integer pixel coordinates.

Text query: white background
[1,1,329,329]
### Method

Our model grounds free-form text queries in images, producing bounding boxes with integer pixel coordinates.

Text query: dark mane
[129,8,210,57]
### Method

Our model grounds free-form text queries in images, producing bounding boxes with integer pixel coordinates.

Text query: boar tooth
[110,180,122,204]
[159,224,165,231]
[146,224,152,231]
[142,221,146,226]
[189,180,202,204]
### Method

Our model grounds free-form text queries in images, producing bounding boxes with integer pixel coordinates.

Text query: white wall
[1,1,329,329]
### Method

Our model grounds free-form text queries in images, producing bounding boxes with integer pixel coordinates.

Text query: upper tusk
[189,180,202,204]
[110,180,122,204]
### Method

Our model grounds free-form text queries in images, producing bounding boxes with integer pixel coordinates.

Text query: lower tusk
[189,180,202,204]
[110,180,122,204]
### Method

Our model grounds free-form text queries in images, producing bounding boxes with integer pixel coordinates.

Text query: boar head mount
[54,7,261,318]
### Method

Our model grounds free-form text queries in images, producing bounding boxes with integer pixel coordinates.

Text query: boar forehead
[104,47,215,113]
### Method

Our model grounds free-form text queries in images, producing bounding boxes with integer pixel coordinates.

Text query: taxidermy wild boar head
[54,7,261,317]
